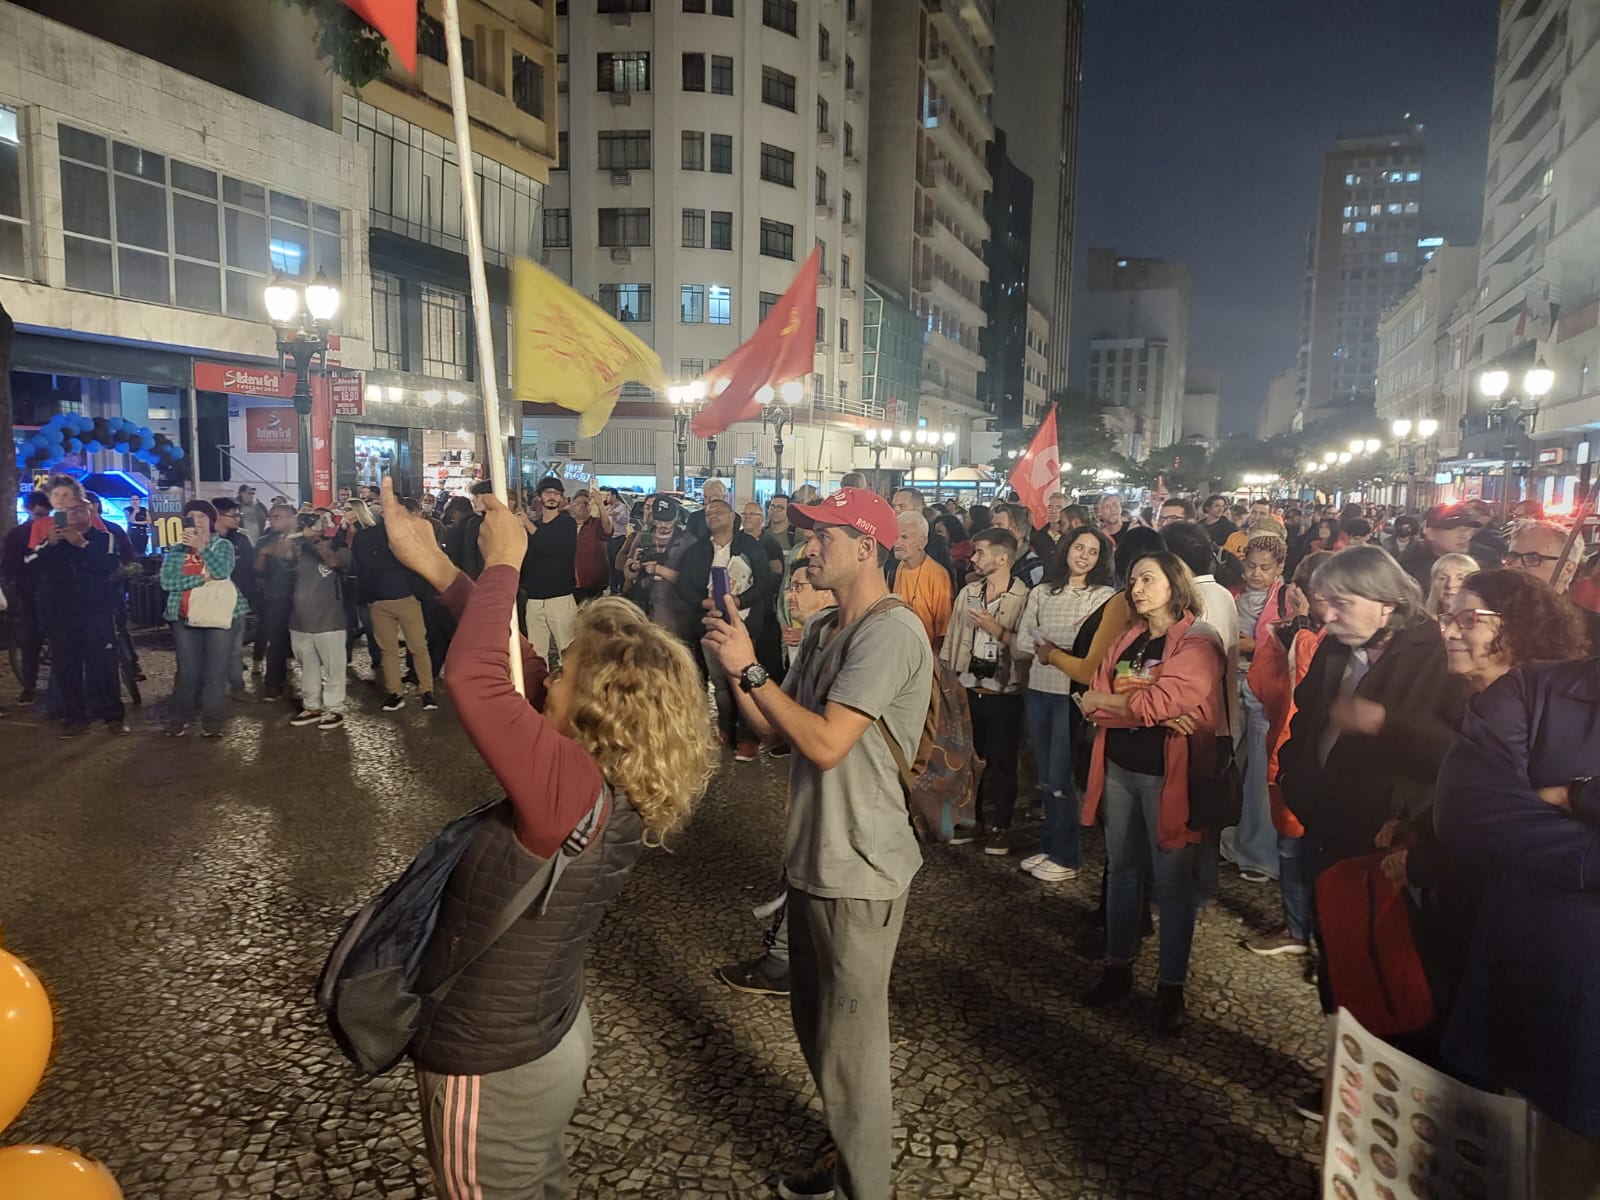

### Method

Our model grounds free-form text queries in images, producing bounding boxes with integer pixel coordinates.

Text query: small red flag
[342,0,417,72]
[690,247,821,438]
[1009,408,1063,530]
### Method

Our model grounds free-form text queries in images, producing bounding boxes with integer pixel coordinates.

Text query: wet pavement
[2,637,1326,1198]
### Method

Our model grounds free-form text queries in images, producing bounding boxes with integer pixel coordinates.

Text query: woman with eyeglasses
[1440,569,1588,694]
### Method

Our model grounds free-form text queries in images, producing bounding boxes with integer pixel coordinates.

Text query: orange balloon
[0,950,53,1133]
[0,1145,122,1198]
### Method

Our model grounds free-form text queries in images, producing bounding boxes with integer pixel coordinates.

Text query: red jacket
[1247,622,1325,838]
[1080,611,1226,850]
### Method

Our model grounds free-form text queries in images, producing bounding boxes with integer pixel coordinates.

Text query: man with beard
[518,476,579,662]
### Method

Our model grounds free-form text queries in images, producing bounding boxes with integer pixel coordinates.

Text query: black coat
[675,530,778,636]
[1279,617,1471,860]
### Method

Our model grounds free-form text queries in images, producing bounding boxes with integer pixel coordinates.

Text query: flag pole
[441,0,525,696]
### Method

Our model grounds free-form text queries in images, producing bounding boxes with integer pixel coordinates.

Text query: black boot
[1079,964,1134,1008]
[1156,983,1186,1035]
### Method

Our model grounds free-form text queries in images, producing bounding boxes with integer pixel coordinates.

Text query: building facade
[992,0,1083,395]
[1072,247,1189,459]
[867,0,994,443]
[1259,366,1298,440]
[979,129,1030,432]
[1,1,371,507]
[1181,370,1219,453]
[1295,124,1426,427]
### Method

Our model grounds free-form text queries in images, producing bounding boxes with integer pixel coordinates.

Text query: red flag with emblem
[342,0,417,72]
[690,247,821,437]
[1009,408,1062,530]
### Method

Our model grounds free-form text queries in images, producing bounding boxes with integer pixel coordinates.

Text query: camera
[636,546,660,565]
[295,513,320,531]
[967,656,999,682]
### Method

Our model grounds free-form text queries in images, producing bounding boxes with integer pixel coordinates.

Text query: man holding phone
[677,498,776,760]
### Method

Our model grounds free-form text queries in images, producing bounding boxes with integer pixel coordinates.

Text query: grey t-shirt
[783,603,933,900]
[290,541,353,634]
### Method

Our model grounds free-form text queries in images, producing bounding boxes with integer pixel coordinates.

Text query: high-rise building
[980,130,1031,433]
[866,0,994,442]
[992,0,1083,395]
[1259,368,1298,440]
[529,0,871,494]
[1295,124,1426,428]
[1181,370,1220,453]
[1072,248,1189,460]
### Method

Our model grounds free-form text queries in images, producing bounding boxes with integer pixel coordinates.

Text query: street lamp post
[760,379,803,495]
[1477,360,1554,521]
[934,429,957,500]
[264,270,341,504]
[1391,417,1440,510]
[666,380,709,492]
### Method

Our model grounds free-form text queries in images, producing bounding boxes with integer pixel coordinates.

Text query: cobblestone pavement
[1,638,1325,1198]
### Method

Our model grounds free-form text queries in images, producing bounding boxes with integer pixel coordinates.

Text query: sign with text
[194,361,295,398]
[1537,447,1564,466]
[245,407,298,454]
[329,369,364,417]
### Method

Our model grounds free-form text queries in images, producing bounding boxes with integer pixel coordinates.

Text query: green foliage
[277,0,404,88]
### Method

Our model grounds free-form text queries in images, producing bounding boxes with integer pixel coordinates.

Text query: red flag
[690,247,821,438]
[342,0,417,72]
[1009,408,1062,530]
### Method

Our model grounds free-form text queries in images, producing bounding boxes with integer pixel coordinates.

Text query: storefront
[420,428,486,499]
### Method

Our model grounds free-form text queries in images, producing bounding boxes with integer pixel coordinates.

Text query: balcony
[926,213,989,280]
[926,49,994,138]
[927,328,986,376]
[814,391,884,419]
[924,104,991,189]
[818,126,836,148]
[926,0,995,95]
[816,202,835,219]
[819,56,837,78]
[927,168,985,231]
[931,275,984,325]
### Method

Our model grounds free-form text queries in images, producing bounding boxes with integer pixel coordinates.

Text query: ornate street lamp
[1477,359,1555,521]
[666,379,709,492]
[264,269,341,503]
[760,379,804,494]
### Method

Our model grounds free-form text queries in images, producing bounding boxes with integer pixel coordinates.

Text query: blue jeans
[1102,761,1199,985]
[169,621,232,726]
[1279,833,1313,943]
[1223,678,1279,876]
[1026,689,1080,867]
[227,615,246,693]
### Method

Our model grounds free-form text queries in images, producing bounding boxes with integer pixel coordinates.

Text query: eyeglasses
[1438,609,1501,632]
[1503,551,1561,569]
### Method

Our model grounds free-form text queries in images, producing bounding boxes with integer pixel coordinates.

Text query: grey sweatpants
[415,1003,593,1200]
[787,887,909,1200]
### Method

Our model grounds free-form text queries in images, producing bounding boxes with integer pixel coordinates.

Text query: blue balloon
[84,439,102,453]
[169,446,186,461]
[139,427,153,440]
[27,434,47,449]
[45,428,64,444]
[113,441,130,454]
[67,437,83,453]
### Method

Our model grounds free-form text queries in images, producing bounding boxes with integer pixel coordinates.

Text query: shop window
[420,283,470,379]
[599,282,651,322]
[371,271,406,371]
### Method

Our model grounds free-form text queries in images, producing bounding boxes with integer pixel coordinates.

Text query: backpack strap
[874,716,918,798]
[425,788,608,1004]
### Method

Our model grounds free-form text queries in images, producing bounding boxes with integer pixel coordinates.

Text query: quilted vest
[408,790,643,1075]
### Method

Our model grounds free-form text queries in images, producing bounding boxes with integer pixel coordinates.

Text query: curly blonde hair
[564,597,715,845]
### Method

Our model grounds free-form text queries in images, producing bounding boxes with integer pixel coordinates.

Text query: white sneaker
[1019,852,1049,872]
[1029,861,1079,882]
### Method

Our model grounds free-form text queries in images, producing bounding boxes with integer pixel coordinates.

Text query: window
[597,51,650,92]
[683,52,705,91]
[761,143,796,186]
[1404,200,1419,213]
[709,284,731,324]
[845,55,855,89]
[710,209,732,249]
[0,105,24,277]
[843,123,854,158]
[680,356,705,377]
[763,0,797,35]
[371,272,405,371]
[598,207,651,246]
[846,0,856,17]
[816,305,825,341]
[543,207,571,248]
[598,130,651,170]
[685,0,705,8]
[1383,250,1400,263]
[1406,171,1421,182]
[711,55,734,95]
[599,0,651,10]
[840,254,850,288]
[512,52,545,118]
[420,283,470,379]
[710,134,733,173]
[1386,202,1403,214]
[815,236,826,262]
[819,26,831,60]
[557,132,569,168]
[682,130,705,170]
[762,66,797,111]
[682,208,706,247]
[599,282,651,322]
[557,54,569,92]
[759,290,779,320]
[761,218,795,259]
[714,0,732,12]
[681,283,705,322]
[817,96,829,134]
[841,189,852,224]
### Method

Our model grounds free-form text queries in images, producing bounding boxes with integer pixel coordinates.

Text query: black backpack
[316,792,606,1075]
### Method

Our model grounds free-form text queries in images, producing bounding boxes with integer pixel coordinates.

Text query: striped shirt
[1015,581,1117,694]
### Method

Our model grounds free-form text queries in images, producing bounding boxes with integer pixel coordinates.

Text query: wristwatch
[739,663,770,693]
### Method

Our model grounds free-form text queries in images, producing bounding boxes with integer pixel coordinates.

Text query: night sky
[1072,0,1501,434]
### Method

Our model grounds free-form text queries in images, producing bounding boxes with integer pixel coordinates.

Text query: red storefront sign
[245,407,298,454]
[193,361,295,398]
[329,368,364,417]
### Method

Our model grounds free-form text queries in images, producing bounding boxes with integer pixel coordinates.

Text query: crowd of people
[5,468,1600,1197]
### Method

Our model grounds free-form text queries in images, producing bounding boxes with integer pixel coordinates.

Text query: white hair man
[892,509,952,650]
[1503,519,1600,651]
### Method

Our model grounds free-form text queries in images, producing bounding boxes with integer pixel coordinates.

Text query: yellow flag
[512,258,666,437]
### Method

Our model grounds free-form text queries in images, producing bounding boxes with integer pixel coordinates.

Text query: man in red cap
[704,486,933,1200]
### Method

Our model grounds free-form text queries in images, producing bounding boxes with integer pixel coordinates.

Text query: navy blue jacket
[1434,659,1600,1137]
[32,527,121,633]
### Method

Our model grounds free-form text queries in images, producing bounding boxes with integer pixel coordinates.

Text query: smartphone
[53,510,69,528]
[710,565,732,616]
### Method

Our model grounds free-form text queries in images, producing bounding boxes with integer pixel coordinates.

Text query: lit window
[709,284,731,324]
[1383,251,1399,263]
[1406,171,1420,182]
[1404,201,1419,213]
[1387,203,1403,215]
[1354,221,1367,233]
[599,282,651,322]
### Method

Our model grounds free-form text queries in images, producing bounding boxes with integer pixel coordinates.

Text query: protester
[942,527,1030,854]
[1501,519,1600,651]
[702,486,932,1200]
[236,484,269,544]
[1402,503,1476,594]
[279,512,356,730]
[1343,517,1373,546]
[1,490,51,703]
[742,499,789,684]
[1096,494,1129,543]
[1078,551,1226,1034]
[252,503,298,701]
[1015,528,1117,880]
[931,512,974,577]
[619,496,698,644]
[212,497,258,703]
[1439,569,1588,692]
[686,477,728,540]
[340,497,383,671]
[1227,532,1289,883]
[992,503,1046,587]
[1158,497,1196,526]
[353,503,437,713]
[444,480,493,581]
[1199,494,1236,546]
[160,499,247,737]
[520,476,581,663]
[891,510,953,650]
[34,482,126,736]
[375,478,713,1196]
[1031,493,1068,562]
[1425,552,1479,618]
[570,489,613,602]
[1462,498,1506,571]
[1382,514,1420,560]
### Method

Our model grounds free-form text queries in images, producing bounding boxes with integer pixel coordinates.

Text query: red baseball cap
[789,486,898,550]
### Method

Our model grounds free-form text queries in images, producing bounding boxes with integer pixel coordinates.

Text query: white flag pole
[441,0,525,696]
